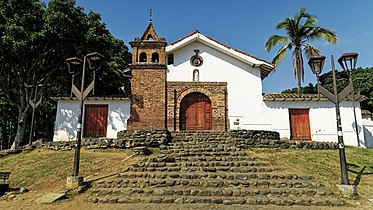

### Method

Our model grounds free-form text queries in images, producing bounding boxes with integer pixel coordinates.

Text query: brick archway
[167,82,228,131]
[180,92,212,130]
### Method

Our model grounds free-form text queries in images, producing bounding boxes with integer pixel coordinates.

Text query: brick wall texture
[128,65,167,130]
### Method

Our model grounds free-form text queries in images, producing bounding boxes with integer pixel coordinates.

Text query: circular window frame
[190,55,203,67]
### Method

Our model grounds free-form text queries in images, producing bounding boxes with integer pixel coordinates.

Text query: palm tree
[265,7,337,94]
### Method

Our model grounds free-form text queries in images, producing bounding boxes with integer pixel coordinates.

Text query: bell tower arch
[128,20,167,130]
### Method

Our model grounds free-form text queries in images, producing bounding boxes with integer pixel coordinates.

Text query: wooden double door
[289,109,311,141]
[84,104,108,137]
[180,93,212,130]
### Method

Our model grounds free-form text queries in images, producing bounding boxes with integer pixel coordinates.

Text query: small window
[152,52,159,62]
[139,52,147,62]
[167,54,174,65]
[193,69,199,82]
[147,34,153,40]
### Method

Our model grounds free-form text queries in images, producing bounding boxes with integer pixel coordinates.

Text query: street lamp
[338,53,360,147]
[308,54,355,185]
[65,52,104,189]
[308,55,326,98]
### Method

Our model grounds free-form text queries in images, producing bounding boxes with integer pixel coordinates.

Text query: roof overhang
[51,97,129,101]
[166,31,275,79]
[263,93,366,102]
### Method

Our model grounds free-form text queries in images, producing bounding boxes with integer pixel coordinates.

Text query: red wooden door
[180,93,212,130]
[84,104,108,137]
[289,109,311,141]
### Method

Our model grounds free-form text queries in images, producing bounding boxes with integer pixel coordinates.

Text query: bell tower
[128,20,167,130]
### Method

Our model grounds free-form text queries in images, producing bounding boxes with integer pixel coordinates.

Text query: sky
[74,0,373,93]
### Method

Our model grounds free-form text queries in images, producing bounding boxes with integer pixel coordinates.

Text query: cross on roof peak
[148,8,154,21]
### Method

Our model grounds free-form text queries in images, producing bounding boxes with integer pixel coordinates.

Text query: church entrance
[180,92,212,130]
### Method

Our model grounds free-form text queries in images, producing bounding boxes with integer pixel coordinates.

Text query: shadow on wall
[363,125,373,148]
[59,108,79,141]
[109,107,130,132]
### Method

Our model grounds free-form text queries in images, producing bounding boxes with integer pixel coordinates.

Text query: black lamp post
[308,53,358,185]
[338,53,361,147]
[66,52,104,178]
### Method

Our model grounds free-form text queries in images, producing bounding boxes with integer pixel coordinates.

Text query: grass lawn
[246,146,373,206]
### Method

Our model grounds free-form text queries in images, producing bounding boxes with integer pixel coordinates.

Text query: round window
[190,55,203,67]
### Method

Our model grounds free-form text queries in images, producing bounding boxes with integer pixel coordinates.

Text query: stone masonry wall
[7,130,338,153]
[167,82,228,131]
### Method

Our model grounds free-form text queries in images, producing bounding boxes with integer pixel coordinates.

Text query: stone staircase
[88,131,344,206]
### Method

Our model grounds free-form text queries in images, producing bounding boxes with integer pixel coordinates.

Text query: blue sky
[75,0,373,93]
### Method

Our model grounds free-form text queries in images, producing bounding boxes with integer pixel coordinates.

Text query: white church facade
[53,21,370,147]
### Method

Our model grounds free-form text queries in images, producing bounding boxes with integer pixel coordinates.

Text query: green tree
[318,67,373,112]
[282,83,317,94]
[281,67,373,113]
[0,0,131,149]
[265,7,337,94]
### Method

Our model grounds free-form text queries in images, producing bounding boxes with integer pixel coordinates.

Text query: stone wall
[0,130,337,155]
[167,82,228,131]
[171,130,338,150]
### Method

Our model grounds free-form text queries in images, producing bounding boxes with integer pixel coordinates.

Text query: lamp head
[86,52,104,61]
[86,52,104,70]
[337,52,358,72]
[308,55,326,76]
[66,57,83,74]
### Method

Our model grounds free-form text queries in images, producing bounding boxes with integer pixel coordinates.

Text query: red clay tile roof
[263,93,326,101]
[263,93,366,102]
[51,96,129,101]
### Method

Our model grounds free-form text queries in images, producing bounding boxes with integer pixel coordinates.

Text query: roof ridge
[169,31,198,45]
[169,31,274,67]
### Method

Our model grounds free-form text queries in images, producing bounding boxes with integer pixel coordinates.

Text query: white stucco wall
[263,100,366,147]
[362,117,373,148]
[53,99,130,141]
[167,41,266,130]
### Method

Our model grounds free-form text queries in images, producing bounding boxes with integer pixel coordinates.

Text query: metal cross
[148,9,154,20]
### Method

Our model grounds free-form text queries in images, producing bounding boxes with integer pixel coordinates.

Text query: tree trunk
[294,46,302,95]
[10,111,28,149]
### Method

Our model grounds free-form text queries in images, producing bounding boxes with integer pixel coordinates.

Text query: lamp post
[308,54,358,185]
[337,53,361,147]
[65,52,104,188]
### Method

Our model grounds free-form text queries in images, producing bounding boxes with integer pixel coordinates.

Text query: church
[52,20,371,147]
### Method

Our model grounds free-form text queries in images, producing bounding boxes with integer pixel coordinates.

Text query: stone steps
[88,195,343,206]
[96,178,318,189]
[169,151,248,157]
[167,140,259,147]
[160,148,242,154]
[92,187,333,197]
[116,172,311,181]
[174,156,258,162]
[141,160,270,167]
[163,145,238,150]
[146,155,259,163]
[88,131,343,206]
[128,165,279,173]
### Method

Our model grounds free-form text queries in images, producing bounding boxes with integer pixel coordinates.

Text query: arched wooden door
[180,93,212,130]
